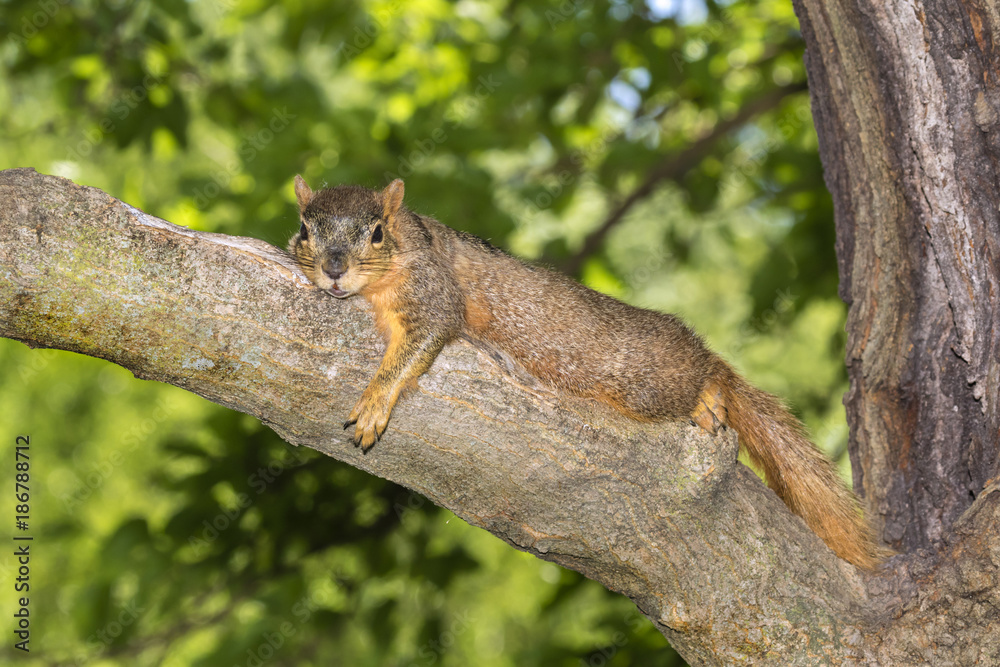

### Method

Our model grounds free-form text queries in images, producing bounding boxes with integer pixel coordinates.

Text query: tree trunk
[790,0,1000,660]
[793,0,1000,562]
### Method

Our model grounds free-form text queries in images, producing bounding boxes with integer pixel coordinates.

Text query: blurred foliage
[0,0,847,665]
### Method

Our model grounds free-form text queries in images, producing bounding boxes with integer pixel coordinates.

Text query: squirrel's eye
[299,223,309,241]
[371,223,383,245]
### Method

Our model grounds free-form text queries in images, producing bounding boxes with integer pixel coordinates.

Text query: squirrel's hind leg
[690,380,728,435]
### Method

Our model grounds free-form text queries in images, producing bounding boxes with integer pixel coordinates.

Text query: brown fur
[288,176,886,569]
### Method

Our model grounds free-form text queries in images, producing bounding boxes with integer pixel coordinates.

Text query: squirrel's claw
[346,385,396,452]
[355,426,378,451]
[353,423,386,451]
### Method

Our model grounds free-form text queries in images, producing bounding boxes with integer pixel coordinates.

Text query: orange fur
[288,176,886,568]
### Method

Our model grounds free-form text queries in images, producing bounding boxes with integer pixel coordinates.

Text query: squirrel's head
[288,175,408,299]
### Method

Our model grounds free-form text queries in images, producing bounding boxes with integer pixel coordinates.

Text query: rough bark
[1,168,998,664]
[790,0,1000,661]
[792,0,1000,554]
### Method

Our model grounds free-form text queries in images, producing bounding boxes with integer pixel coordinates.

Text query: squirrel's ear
[294,174,314,211]
[383,179,405,221]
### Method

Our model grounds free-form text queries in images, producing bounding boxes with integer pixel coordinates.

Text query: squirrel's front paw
[344,393,392,452]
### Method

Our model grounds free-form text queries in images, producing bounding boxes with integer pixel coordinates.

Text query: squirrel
[288,175,884,569]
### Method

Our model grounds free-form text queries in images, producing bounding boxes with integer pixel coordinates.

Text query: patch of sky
[646,0,708,25]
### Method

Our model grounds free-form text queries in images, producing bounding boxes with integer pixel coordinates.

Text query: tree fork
[1,168,997,664]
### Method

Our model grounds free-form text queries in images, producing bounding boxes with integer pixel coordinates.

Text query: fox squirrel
[288,175,884,569]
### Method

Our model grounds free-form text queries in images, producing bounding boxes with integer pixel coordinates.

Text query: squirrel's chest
[360,269,411,342]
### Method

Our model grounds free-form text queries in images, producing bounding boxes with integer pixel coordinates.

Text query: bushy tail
[718,367,884,569]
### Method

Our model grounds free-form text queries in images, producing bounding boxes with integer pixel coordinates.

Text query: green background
[0,1,845,665]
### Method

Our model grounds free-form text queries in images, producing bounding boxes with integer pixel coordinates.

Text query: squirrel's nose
[321,253,347,281]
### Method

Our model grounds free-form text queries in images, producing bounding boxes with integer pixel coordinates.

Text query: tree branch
[561,82,808,276]
[5,168,996,663]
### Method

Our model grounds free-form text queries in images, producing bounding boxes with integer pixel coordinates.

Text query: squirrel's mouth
[328,284,350,299]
